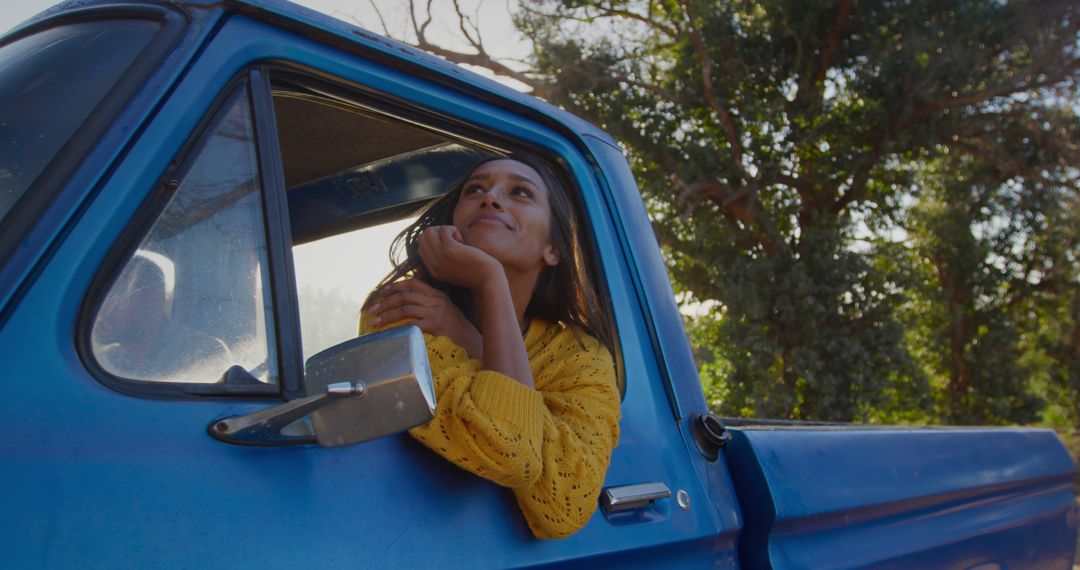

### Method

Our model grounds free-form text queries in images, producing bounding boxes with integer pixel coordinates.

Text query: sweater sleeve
[360,314,542,484]
[408,334,547,488]
[512,335,620,539]
[409,330,621,539]
[359,311,537,477]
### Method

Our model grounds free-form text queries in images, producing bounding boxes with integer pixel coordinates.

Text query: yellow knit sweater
[363,317,621,539]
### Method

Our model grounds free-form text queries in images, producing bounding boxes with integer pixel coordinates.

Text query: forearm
[410,335,544,487]
[474,274,534,388]
[413,325,622,539]
[513,384,621,538]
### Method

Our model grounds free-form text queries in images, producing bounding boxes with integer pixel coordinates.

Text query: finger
[401,278,445,297]
[374,290,439,313]
[436,225,460,247]
[418,227,437,248]
[382,278,442,298]
[381,280,422,296]
[442,225,463,247]
[423,229,442,252]
[418,230,441,265]
[369,303,432,326]
[420,227,459,274]
[418,243,437,273]
[448,226,464,243]
[440,230,471,256]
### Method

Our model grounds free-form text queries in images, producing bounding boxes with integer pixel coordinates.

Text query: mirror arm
[207,382,366,446]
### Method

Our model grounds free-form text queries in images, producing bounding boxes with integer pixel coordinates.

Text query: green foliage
[505,0,1080,424]
[904,158,1050,424]
[680,218,929,421]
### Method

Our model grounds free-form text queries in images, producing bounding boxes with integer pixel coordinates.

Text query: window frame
[79,72,288,400]
[264,66,623,398]
[80,61,622,402]
[264,66,622,395]
[249,68,305,401]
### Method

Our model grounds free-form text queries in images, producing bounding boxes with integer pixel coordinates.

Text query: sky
[2,1,65,34]
[2,0,528,59]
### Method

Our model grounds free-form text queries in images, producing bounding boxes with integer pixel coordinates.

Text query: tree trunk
[935,256,974,422]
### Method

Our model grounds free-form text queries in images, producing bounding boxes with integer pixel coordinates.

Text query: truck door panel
[2,13,739,569]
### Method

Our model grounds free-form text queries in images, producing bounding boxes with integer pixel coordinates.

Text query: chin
[463,235,500,254]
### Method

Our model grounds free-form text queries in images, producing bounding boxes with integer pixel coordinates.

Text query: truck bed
[724,424,1078,569]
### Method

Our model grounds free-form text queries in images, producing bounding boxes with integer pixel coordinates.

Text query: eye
[463,184,484,195]
[511,186,535,199]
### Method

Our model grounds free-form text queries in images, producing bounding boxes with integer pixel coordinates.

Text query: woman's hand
[368,278,483,358]
[418,225,502,291]
[415,226,534,388]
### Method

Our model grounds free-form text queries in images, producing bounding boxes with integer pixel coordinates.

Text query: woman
[362,154,620,539]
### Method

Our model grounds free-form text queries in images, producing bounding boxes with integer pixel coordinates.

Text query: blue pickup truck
[1,1,1077,568]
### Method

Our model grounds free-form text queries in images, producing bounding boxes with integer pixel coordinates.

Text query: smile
[469,214,512,229]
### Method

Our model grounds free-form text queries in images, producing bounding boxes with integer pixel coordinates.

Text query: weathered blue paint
[0,1,1076,568]
[727,427,1078,568]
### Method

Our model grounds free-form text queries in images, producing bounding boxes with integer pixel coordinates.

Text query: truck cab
[1,1,1075,568]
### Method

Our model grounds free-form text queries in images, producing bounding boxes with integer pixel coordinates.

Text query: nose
[479,193,503,210]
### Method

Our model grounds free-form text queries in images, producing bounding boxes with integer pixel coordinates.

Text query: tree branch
[833,138,888,214]
[811,0,854,85]
[943,134,1080,194]
[903,19,1080,127]
[402,0,548,94]
[681,0,750,186]
[672,176,783,254]
[408,0,434,44]
[451,0,483,52]
[518,1,680,39]
[586,2,679,38]
[555,59,687,106]
[366,0,392,36]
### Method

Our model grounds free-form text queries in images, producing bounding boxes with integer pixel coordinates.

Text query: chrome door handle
[601,482,672,512]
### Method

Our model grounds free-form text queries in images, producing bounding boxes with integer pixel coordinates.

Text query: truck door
[2,9,740,568]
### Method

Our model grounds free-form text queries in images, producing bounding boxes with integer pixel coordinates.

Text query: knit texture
[361,316,621,539]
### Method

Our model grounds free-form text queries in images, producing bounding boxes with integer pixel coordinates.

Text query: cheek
[450,202,468,230]
[530,214,555,251]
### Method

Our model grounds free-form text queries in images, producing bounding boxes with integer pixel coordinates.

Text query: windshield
[0,19,159,225]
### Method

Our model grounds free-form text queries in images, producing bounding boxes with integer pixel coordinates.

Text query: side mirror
[209,325,435,447]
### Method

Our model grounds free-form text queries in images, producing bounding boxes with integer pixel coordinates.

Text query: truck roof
[16,0,618,147]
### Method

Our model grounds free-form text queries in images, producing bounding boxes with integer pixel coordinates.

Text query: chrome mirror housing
[209,325,434,447]
[306,325,435,447]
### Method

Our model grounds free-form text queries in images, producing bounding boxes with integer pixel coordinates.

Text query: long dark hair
[366,153,612,353]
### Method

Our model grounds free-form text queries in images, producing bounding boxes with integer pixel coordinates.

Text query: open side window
[273,78,493,362]
[84,67,617,401]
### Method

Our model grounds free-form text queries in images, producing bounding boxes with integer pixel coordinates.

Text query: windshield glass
[0,19,159,224]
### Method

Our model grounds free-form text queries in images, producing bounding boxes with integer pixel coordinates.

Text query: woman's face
[451,159,559,274]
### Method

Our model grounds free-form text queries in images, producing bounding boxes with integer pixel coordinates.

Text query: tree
[906,158,1059,424]
[383,0,1080,422]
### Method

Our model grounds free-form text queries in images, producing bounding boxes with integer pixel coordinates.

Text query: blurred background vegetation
[380,0,1079,447]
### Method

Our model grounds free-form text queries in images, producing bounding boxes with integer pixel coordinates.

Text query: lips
[468,213,512,230]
